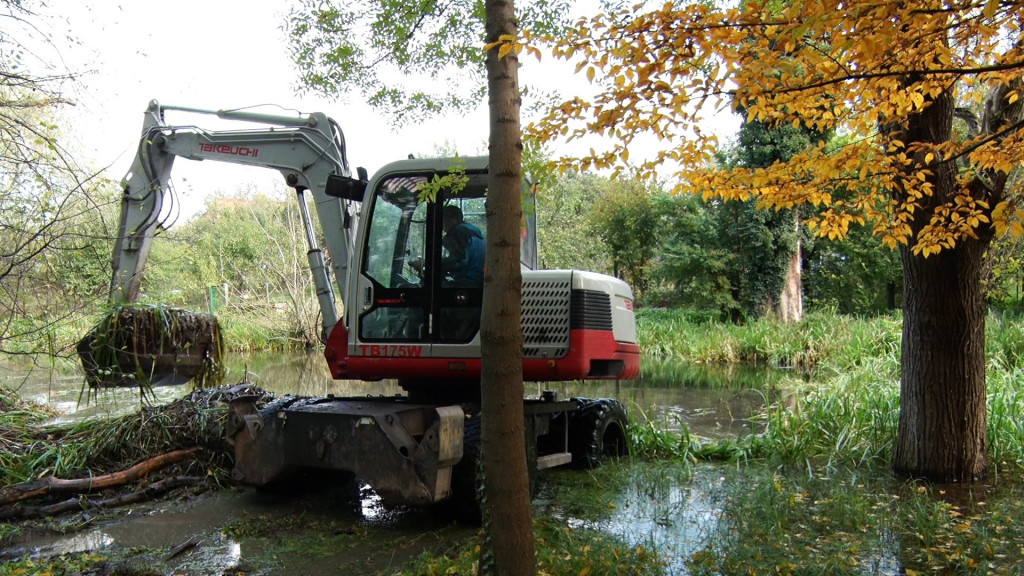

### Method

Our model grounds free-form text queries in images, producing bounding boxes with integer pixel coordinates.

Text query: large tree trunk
[479,0,537,573]
[891,84,990,482]
[894,242,989,481]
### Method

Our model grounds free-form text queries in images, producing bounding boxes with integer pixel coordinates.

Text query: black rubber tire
[568,398,629,468]
[446,413,483,522]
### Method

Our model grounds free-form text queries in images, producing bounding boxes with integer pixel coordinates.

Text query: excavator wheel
[437,410,541,524]
[568,398,630,468]
[441,412,483,522]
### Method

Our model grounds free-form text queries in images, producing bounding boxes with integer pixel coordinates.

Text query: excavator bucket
[77,305,225,389]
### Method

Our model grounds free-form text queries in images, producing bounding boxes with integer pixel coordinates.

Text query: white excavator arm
[110,100,365,339]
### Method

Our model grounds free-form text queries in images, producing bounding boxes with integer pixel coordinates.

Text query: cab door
[432,193,487,349]
[355,177,432,355]
[354,170,490,360]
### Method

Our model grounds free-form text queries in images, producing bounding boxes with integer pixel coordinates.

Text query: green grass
[0,553,156,576]
[637,308,903,369]
[620,309,1024,575]
[5,307,1024,574]
[629,357,1023,473]
[636,308,1024,472]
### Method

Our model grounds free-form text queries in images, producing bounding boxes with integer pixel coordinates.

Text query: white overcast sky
[28,1,737,220]
[33,0,491,219]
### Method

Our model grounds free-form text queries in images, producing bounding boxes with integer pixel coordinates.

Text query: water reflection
[221,351,404,398]
[540,357,778,439]
[6,353,778,440]
[538,462,727,575]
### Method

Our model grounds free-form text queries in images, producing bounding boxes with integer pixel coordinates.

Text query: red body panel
[324,324,640,382]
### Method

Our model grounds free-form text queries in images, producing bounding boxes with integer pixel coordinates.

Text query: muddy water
[3,353,778,574]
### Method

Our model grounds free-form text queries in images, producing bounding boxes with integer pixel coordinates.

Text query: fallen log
[0,447,201,505]
[0,476,205,520]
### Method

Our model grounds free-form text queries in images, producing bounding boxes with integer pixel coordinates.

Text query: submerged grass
[687,465,1024,576]
[393,516,665,576]
[636,308,1024,472]
[625,309,1024,575]
[5,308,1024,574]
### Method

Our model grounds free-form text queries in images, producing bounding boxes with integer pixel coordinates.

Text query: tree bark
[479,0,536,574]
[891,84,990,481]
[895,242,989,481]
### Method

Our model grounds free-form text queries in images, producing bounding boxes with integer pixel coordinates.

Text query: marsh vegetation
[3,310,1023,574]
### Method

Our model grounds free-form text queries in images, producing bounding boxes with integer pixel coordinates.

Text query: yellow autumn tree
[529,0,1024,482]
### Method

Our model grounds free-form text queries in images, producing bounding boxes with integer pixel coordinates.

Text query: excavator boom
[109,100,361,339]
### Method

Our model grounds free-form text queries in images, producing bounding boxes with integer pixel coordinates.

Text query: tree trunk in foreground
[894,241,989,481]
[891,85,989,482]
[479,0,536,573]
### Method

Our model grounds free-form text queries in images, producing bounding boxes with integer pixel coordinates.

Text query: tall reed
[636,308,902,369]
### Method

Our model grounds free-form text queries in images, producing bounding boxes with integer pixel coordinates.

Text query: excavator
[86,100,641,507]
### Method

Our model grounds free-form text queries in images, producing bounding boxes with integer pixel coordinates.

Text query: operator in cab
[411,204,485,286]
[439,205,484,286]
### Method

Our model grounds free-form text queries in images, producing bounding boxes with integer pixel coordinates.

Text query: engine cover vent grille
[570,290,613,331]
[521,278,571,358]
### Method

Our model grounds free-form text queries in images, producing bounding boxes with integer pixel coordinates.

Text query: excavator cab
[340,158,537,371]
[357,169,490,346]
[322,156,574,388]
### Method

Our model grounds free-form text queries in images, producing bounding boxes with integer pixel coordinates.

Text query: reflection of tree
[1,2,118,357]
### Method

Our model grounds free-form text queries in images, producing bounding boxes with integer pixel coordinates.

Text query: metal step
[537,452,572,470]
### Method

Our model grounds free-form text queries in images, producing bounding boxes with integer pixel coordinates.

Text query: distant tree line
[537,170,904,322]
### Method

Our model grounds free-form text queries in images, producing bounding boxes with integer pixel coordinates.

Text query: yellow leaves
[483,31,541,62]
[813,210,861,241]
[991,200,1024,238]
[527,0,1024,263]
[983,0,1001,19]
[909,91,926,111]
[910,194,992,257]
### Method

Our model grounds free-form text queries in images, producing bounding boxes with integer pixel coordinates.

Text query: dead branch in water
[0,475,206,520]
[0,447,201,505]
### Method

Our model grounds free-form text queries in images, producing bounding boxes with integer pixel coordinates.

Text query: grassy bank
[633,308,1024,469]
[637,308,903,368]
[638,308,1024,373]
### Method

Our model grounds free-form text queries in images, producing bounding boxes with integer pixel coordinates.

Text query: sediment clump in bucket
[77,305,225,391]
